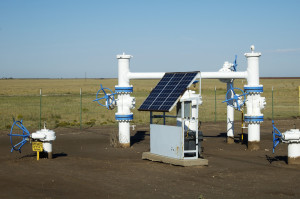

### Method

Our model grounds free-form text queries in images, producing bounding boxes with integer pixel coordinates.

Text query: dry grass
[0,78,299,130]
[109,129,120,148]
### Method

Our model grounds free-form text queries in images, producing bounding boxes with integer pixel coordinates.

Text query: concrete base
[142,152,208,167]
[248,141,260,151]
[227,136,234,144]
[288,157,300,165]
[119,143,130,148]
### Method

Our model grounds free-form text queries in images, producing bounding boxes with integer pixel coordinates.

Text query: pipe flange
[115,86,133,94]
[115,114,133,121]
[244,86,263,94]
[244,115,264,123]
[283,140,300,144]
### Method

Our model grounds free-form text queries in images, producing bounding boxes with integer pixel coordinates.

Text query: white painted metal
[150,124,183,159]
[31,127,56,156]
[176,90,200,159]
[31,133,45,140]
[226,82,234,138]
[288,143,300,158]
[119,122,130,145]
[281,129,300,159]
[244,46,264,144]
[31,128,56,141]
[282,129,300,141]
[43,142,53,153]
[116,53,134,146]
[128,71,247,80]
[245,45,261,86]
[199,72,247,79]
[114,45,264,149]
[218,61,235,83]
[217,61,235,141]
[245,94,265,117]
[177,90,202,132]
[128,72,165,79]
[117,53,132,86]
[248,123,260,141]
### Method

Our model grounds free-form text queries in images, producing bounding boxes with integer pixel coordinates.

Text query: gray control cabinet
[150,124,184,159]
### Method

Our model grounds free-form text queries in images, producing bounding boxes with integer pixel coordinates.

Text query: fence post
[299,86,300,116]
[214,86,217,123]
[39,88,42,129]
[272,86,274,120]
[80,88,82,130]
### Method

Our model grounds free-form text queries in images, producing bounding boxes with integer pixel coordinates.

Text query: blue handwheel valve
[7,120,31,153]
[93,84,117,110]
[222,87,248,111]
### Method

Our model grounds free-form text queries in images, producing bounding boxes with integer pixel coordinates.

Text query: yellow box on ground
[32,142,43,152]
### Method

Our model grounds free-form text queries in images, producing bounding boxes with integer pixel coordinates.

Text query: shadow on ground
[131,131,148,145]
[19,152,68,159]
[266,155,288,164]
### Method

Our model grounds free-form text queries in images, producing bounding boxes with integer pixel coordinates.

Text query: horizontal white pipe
[128,71,247,80]
[198,72,248,79]
[128,72,165,79]
[31,133,46,140]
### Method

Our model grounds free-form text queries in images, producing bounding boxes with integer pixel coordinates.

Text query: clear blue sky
[0,0,299,78]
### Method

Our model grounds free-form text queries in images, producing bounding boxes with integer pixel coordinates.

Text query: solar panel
[138,72,199,112]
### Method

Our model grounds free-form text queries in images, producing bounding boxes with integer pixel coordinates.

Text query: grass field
[0,78,299,130]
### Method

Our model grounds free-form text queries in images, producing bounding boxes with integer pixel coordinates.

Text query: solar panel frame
[138,71,199,112]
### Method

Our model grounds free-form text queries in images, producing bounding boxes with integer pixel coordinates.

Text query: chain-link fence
[1,85,299,130]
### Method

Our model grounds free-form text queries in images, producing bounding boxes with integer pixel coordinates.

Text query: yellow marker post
[299,86,300,116]
[32,142,43,160]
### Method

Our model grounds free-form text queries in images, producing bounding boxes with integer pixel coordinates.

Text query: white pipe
[128,71,248,80]
[226,82,234,142]
[116,54,132,147]
[128,72,165,79]
[119,122,130,147]
[248,123,260,141]
[117,54,132,86]
[199,72,247,79]
[115,46,263,150]
[31,133,46,140]
[245,46,262,148]
[43,141,53,159]
[281,129,300,164]
[288,143,300,160]
[246,55,261,86]
[43,142,52,153]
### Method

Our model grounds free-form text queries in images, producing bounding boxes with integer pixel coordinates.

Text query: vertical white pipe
[288,143,300,164]
[245,46,262,150]
[226,82,234,143]
[246,58,260,86]
[117,54,131,86]
[43,141,53,159]
[119,122,130,145]
[247,124,260,141]
[116,54,132,148]
[245,46,261,86]
[288,143,300,158]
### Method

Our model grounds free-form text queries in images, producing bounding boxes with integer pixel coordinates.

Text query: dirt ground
[1,119,300,199]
